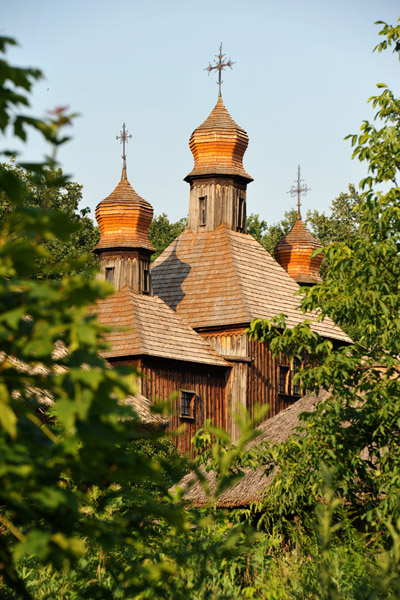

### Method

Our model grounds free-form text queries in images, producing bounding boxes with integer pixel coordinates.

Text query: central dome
[184,96,253,182]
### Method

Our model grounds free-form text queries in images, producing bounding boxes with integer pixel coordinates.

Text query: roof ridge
[149,294,228,363]
[225,228,258,322]
[126,288,151,355]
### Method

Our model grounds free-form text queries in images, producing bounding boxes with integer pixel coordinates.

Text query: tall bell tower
[184,45,253,233]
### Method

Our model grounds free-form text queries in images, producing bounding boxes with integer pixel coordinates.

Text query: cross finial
[116,122,132,180]
[287,165,310,220]
[204,43,235,97]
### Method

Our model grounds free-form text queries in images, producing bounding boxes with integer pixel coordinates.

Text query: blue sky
[2,1,400,226]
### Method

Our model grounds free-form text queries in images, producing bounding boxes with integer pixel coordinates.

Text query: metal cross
[204,43,235,97]
[116,123,132,179]
[287,165,311,219]
[116,122,132,159]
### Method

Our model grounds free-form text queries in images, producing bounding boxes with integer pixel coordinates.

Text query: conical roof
[94,177,155,253]
[184,96,253,182]
[274,218,323,285]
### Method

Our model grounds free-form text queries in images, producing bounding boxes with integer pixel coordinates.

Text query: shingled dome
[184,95,253,183]
[94,178,155,253]
[274,218,323,285]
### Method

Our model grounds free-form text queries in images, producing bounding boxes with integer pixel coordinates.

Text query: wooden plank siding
[109,356,228,456]
[188,180,247,233]
[200,331,249,442]
[247,338,303,419]
[108,335,305,454]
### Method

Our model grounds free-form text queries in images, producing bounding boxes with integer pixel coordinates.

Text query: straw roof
[175,389,330,508]
[1,346,167,429]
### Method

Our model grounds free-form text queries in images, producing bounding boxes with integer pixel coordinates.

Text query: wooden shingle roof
[274,217,324,285]
[92,286,229,367]
[185,96,253,183]
[94,178,155,253]
[152,226,351,343]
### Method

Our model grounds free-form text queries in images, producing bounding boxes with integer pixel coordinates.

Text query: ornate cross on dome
[287,165,311,219]
[204,43,235,97]
[116,123,132,180]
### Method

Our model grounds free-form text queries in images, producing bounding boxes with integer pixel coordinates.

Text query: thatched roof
[175,390,330,508]
[2,346,167,430]
[124,393,168,429]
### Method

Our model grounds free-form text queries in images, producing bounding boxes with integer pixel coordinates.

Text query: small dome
[274,218,323,285]
[184,96,253,182]
[94,178,155,253]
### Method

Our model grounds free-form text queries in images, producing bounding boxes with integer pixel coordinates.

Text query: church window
[180,390,196,419]
[143,265,150,295]
[292,358,301,395]
[278,360,302,396]
[237,196,245,232]
[278,365,289,394]
[105,267,114,283]
[199,196,207,226]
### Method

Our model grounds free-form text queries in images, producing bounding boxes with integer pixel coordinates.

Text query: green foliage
[0,34,255,599]
[248,18,400,533]
[148,212,187,261]
[0,162,99,278]
[306,184,361,247]
[247,210,297,255]
[3,21,400,599]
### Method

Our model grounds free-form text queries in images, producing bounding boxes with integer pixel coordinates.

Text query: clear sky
[2,1,400,226]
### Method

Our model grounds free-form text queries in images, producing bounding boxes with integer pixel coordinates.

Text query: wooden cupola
[93,124,155,294]
[274,217,323,286]
[274,166,323,286]
[184,95,253,233]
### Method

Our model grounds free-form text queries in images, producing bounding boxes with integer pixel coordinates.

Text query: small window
[199,196,207,226]
[105,267,114,283]
[278,366,289,394]
[143,266,150,295]
[180,390,196,419]
[292,358,301,395]
[237,197,245,232]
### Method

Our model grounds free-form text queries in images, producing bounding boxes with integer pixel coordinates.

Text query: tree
[0,38,261,599]
[306,184,361,247]
[248,18,400,532]
[148,213,187,261]
[0,162,99,279]
[247,209,297,255]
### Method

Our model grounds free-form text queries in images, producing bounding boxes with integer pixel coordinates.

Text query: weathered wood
[188,179,247,233]
[202,332,249,442]
[137,357,227,457]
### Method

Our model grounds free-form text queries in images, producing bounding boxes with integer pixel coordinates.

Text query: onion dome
[93,176,155,253]
[184,96,253,183]
[274,218,323,285]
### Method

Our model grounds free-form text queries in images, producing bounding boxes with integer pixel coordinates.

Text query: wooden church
[92,53,349,455]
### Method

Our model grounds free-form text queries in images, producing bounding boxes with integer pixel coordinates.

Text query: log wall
[111,356,228,456]
[96,254,151,294]
[247,338,302,418]
[201,331,249,442]
[188,179,247,233]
